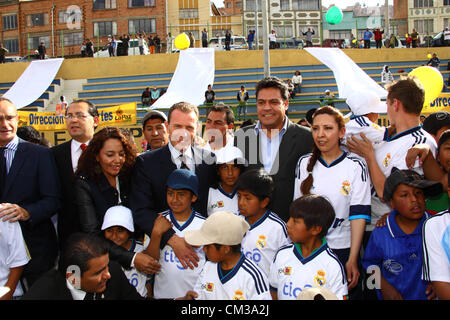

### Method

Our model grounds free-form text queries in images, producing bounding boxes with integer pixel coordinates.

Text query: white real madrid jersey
[153,210,206,299]
[422,209,450,283]
[122,238,150,298]
[371,126,437,227]
[343,115,387,148]
[207,186,239,216]
[241,210,291,277]
[193,254,271,300]
[269,243,348,300]
[293,151,371,249]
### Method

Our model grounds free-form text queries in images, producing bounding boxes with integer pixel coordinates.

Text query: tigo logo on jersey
[340,180,351,196]
[256,235,267,249]
[233,290,245,300]
[314,270,326,287]
[383,153,391,168]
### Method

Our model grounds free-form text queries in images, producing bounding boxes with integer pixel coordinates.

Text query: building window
[413,0,433,8]
[273,25,293,38]
[61,32,83,47]
[414,19,434,34]
[26,13,49,27]
[93,21,117,37]
[129,19,156,34]
[2,14,18,30]
[444,0,450,6]
[179,9,199,19]
[93,0,117,10]
[236,2,242,8]
[443,18,448,28]
[246,0,262,11]
[58,9,82,24]
[4,38,19,53]
[128,0,155,7]
[329,30,351,40]
[226,1,232,8]
[292,0,319,10]
[28,35,50,50]
[280,0,290,10]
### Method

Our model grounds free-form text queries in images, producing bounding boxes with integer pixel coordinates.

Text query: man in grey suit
[235,77,313,222]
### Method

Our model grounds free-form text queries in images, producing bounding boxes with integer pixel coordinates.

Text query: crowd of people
[0,73,449,302]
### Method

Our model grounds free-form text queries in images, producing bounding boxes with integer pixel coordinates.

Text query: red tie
[81,143,87,152]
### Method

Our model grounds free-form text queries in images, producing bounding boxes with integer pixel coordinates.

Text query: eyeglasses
[64,113,91,120]
[0,114,18,122]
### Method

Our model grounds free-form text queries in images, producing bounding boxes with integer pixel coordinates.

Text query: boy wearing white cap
[207,146,246,216]
[101,205,151,298]
[342,89,389,150]
[146,169,207,299]
[182,211,271,300]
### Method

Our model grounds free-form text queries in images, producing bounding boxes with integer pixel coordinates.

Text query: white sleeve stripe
[422,220,431,281]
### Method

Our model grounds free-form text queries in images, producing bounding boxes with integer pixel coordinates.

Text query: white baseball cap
[101,205,135,232]
[345,90,387,118]
[296,287,339,300]
[215,146,246,165]
[184,211,250,246]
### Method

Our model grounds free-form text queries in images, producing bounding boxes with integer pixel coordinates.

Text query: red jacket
[374,30,383,41]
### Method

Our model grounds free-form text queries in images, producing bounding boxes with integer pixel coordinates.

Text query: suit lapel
[3,140,27,197]
[160,145,177,176]
[269,121,296,175]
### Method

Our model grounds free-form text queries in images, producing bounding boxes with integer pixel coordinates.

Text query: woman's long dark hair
[300,106,345,195]
[76,126,137,181]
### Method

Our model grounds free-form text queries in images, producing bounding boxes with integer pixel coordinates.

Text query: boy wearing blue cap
[144,169,207,299]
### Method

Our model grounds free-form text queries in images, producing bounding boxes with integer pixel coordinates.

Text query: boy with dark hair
[236,168,290,276]
[182,211,271,300]
[362,167,442,300]
[145,169,206,299]
[269,194,348,300]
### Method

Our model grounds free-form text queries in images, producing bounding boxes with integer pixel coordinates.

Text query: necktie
[0,147,7,196]
[179,154,189,170]
[80,143,87,152]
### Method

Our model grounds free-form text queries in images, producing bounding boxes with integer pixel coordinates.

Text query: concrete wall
[1,46,449,82]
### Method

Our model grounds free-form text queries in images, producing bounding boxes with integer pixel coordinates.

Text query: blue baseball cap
[166,169,199,196]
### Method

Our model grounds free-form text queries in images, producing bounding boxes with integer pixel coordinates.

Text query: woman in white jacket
[291,70,303,94]
[380,65,394,87]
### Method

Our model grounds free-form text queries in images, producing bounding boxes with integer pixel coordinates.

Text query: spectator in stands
[188,32,195,48]
[291,70,303,94]
[108,35,116,57]
[405,33,412,48]
[427,53,440,69]
[147,35,155,54]
[247,30,255,50]
[225,31,231,51]
[151,87,160,105]
[154,34,161,53]
[373,28,384,49]
[201,29,208,48]
[38,41,46,60]
[444,27,450,46]
[141,87,151,107]
[381,65,394,87]
[81,41,86,57]
[269,30,277,49]
[204,84,215,105]
[120,35,130,56]
[363,28,373,49]
[138,33,146,55]
[287,79,295,99]
[319,89,335,107]
[236,85,249,121]
[389,34,399,48]
[411,29,419,48]
[0,43,8,64]
[166,32,174,53]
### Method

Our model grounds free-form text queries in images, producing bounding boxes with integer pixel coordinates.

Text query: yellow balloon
[408,66,444,107]
[352,39,357,43]
[427,53,432,59]
[174,33,190,50]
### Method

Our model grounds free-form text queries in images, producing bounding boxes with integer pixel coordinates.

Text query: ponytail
[300,144,320,195]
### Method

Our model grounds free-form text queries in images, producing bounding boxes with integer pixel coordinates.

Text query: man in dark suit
[52,99,99,250]
[130,102,216,270]
[22,233,142,300]
[0,97,61,288]
[234,77,313,222]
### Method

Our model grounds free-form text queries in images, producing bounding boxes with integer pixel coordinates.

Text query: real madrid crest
[314,270,326,287]
[340,180,351,196]
[383,153,391,168]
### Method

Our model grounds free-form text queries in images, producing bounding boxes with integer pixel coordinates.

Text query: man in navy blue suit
[0,97,61,289]
[130,102,216,270]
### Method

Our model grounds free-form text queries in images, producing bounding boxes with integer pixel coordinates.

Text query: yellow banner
[422,93,450,114]
[18,102,137,131]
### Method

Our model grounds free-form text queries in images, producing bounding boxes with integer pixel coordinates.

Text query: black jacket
[22,260,143,300]
[74,173,134,268]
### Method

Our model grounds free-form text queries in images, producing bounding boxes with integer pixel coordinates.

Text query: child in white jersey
[181,211,271,300]
[236,168,290,277]
[207,146,246,216]
[144,169,206,299]
[269,195,348,300]
[101,205,151,298]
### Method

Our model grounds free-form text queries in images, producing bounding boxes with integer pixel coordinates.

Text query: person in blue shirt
[363,28,373,49]
[362,167,442,300]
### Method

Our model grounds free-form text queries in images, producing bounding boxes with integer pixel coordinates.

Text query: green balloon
[326,6,343,25]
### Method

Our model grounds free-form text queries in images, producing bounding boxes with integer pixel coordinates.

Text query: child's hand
[176,290,198,300]
[375,213,390,228]
[425,283,436,300]
[152,215,172,236]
